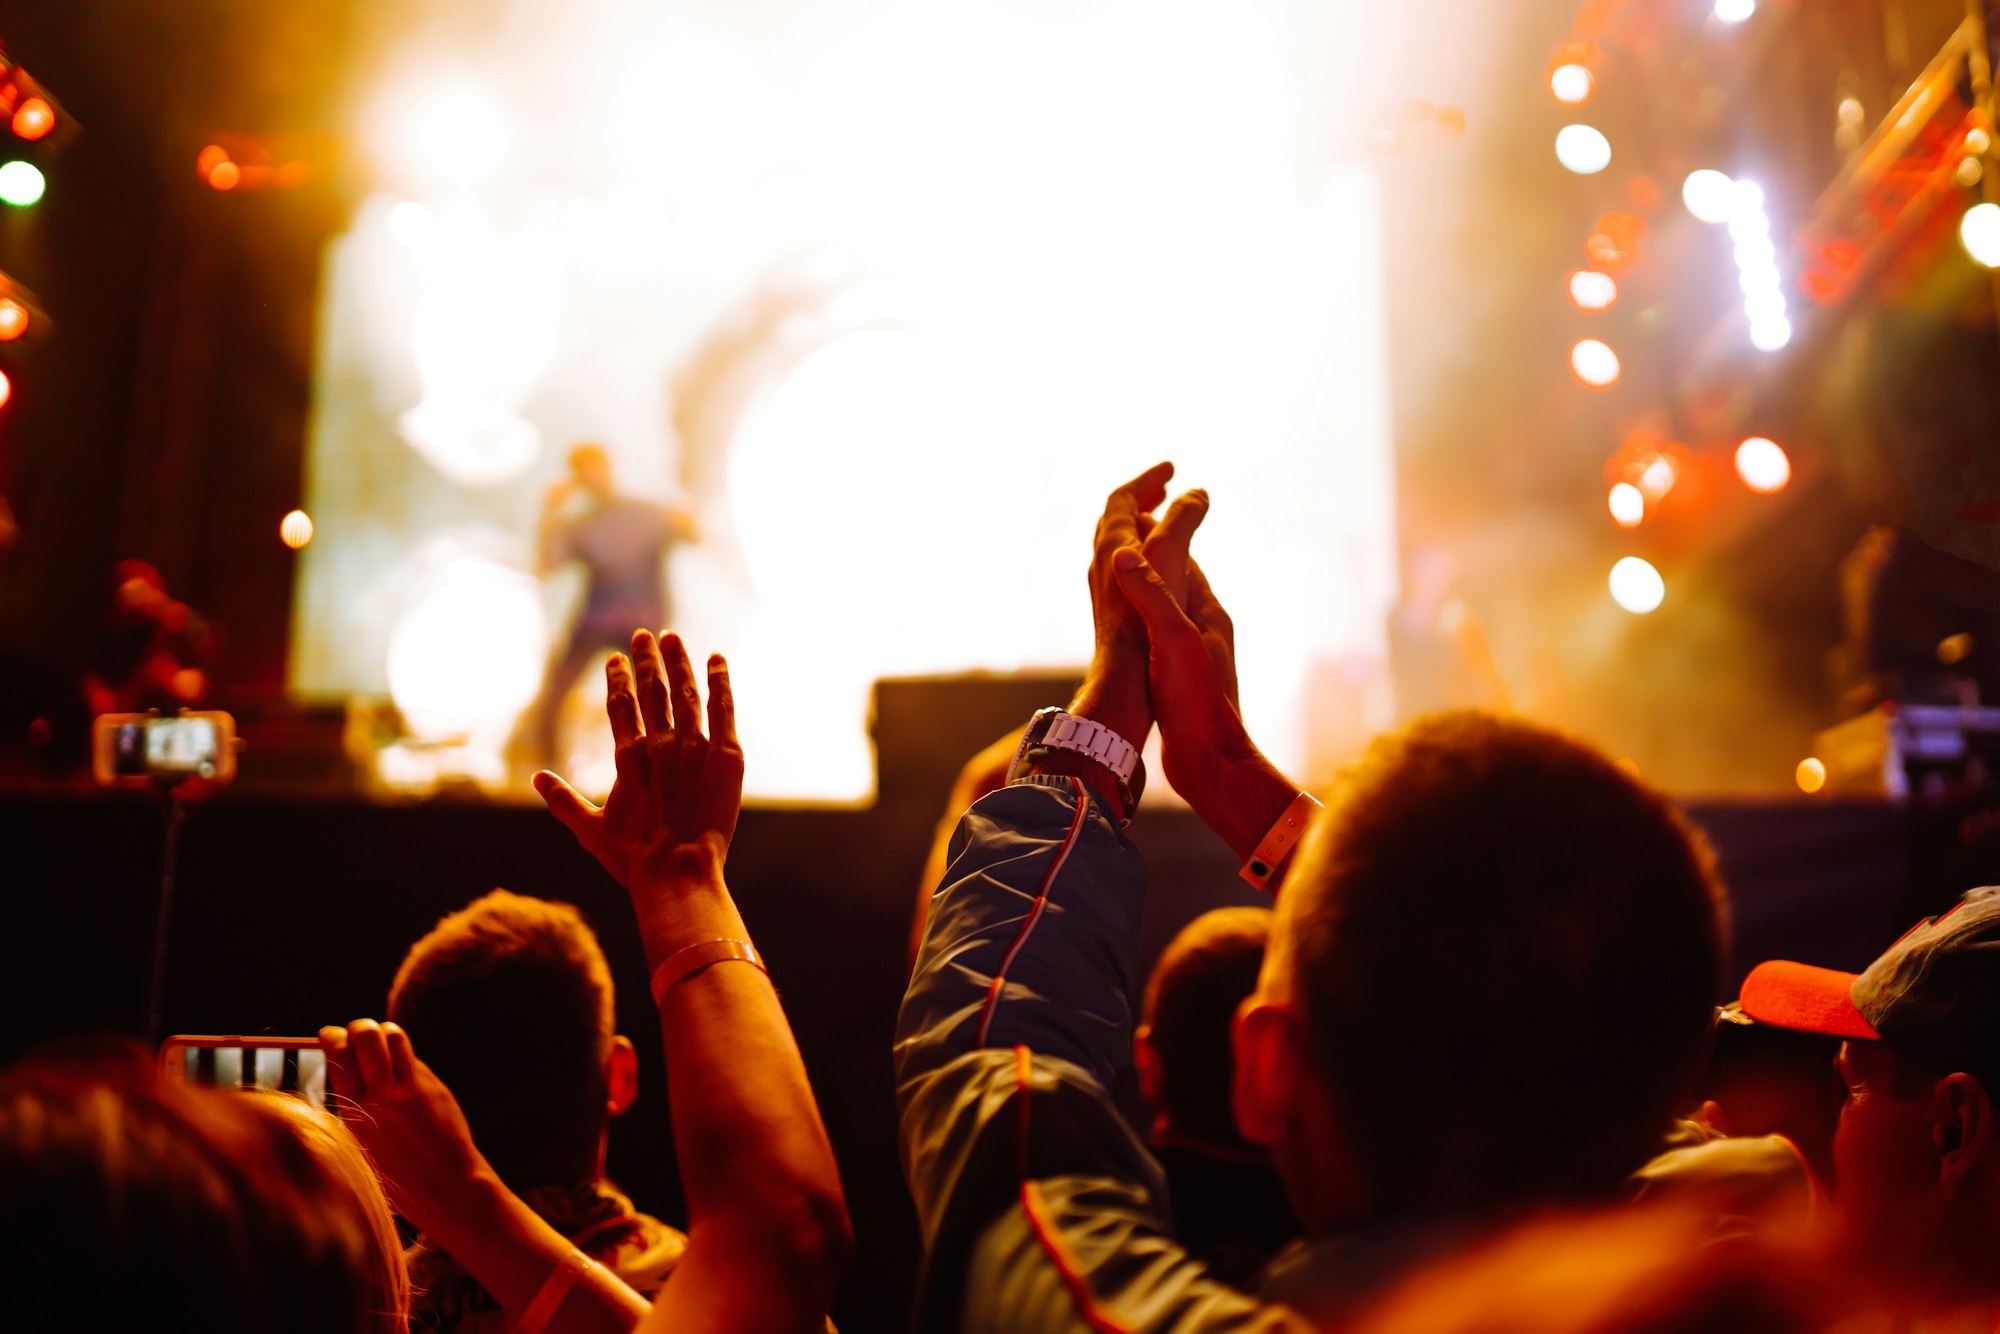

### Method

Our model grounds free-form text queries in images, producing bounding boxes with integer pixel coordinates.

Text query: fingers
[1098,461,1174,551]
[383,1023,415,1084]
[631,630,672,737]
[318,1025,354,1099]
[533,770,601,836]
[1147,489,1210,569]
[605,654,643,744]
[706,654,738,749]
[347,1018,393,1094]
[661,632,703,739]
[1185,559,1236,644]
[1112,548,1202,647]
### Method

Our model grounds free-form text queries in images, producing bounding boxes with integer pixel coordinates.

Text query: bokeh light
[0,369,12,410]
[1550,64,1593,107]
[280,510,315,549]
[0,299,26,341]
[1609,556,1665,614]
[208,161,241,191]
[1795,757,1826,794]
[388,81,511,189]
[1568,270,1618,312]
[1608,482,1644,527]
[1748,315,1793,351]
[11,98,54,141]
[1570,338,1620,387]
[1735,437,1791,493]
[1681,170,1736,224]
[386,557,546,742]
[1715,0,1756,22]
[1555,124,1612,175]
[0,161,46,207]
[1962,202,2000,268]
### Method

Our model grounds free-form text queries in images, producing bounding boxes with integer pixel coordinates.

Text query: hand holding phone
[319,1019,491,1225]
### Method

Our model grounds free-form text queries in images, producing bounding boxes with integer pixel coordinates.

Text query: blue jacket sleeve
[895,777,1297,1332]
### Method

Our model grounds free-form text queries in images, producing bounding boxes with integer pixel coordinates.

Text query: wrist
[1071,661,1152,754]
[628,850,743,963]
[1170,725,1295,860]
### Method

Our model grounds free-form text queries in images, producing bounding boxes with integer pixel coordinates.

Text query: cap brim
[1738,960,1880,1040]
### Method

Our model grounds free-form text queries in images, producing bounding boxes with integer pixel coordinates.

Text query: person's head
[1137,907,1273,1151]
[1739,887,2000,1307]
[568,444,614,498]
[387,890,635,1190]
[1696,1005,1841,1184]
[1232,711,1726,1230]
[0,1041,405,1334]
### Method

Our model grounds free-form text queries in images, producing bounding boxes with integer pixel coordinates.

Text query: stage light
[1735,436,1790,492]
[387,200,435,247]
[386,557,546,742]
[0,298,26,341]
[1570,338,1620,387]
[397,82,510,188]
[1608,481,1644,527]
[1638,454,1677,500]
[10,98,54,141]
[1550,64,1593,107]
[0,369,11,409]
[1555,124,1612,175]
[1682,170,1736,224]
[1714,0,1755,23]
[1962,202,2000,268]
[1795,757,1826,794]
[1748,314,1793,351]
[0,161,45,206]
[279,510,315,549]
[1609,557,1665,614]
[1569,270,1618,312]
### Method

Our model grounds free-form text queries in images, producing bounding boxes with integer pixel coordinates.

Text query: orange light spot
[0,369,12,409]
[196,144,230,181]
[208,160,241,191]
[280,509,315,549]
[1795,757,1826,794]
[0,299,26,341]
[11,98,54,141]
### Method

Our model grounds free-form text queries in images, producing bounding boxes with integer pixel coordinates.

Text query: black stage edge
[0,790,1913,1329]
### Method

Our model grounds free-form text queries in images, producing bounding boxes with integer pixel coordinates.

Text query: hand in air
[1114,528,1246,800]
[320,1019,487,1225]
[534,630,744,887]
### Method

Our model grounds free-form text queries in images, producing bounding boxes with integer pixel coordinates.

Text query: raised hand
[534,630,744,888]
[319,1019,487,1225]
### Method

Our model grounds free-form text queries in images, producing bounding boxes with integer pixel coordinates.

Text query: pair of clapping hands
[322,628,740,1231]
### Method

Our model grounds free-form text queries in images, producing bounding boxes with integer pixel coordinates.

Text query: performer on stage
[524,443,698,765]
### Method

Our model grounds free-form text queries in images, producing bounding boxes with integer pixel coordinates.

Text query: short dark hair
[387,890,616,1189]
[1283,711,1725,1210]
[0,1040,398,1334]
[1143,907,1272,1146]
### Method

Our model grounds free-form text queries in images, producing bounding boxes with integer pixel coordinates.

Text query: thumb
[1113,548,1201,645]
[533,771,600,837]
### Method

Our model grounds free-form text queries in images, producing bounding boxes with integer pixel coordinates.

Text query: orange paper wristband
[649,938,766,1007]
[1239,792,1324,891]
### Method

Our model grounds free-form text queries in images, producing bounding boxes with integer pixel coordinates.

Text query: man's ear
[1232,997,1299,1150]
[1134,1024,1163,1112]
[606,1035,639,1118]
[1934,1072,1995,1188]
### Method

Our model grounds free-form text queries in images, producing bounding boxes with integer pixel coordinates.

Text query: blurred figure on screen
[82,559,214,717]
[523,444,697,766]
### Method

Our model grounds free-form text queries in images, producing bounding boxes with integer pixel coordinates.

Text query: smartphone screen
[164,1039,329,1111]
[147,717,221,778]
[111,722,149,778]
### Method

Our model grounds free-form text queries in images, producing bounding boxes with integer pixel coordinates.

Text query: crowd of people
[6,462,2000,1332]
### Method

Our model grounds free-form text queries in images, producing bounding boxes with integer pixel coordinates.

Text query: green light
[0,161,46,207]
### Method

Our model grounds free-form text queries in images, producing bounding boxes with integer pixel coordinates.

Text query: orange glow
[1637,454,1676,500]
[0,299,26,341]
[196,144,230,181]
[1795,757,1826,794]
[280,509,315,549]
[10,98,53,141]
[0,369,11,409]
[1735,437,1790,493]
[208,161,241,191]
[1568,270,1618,312]
[1608,482,1644,527]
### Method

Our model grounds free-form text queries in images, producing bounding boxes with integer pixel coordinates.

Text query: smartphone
[159,1035,328,1111]
[92,711,236,787]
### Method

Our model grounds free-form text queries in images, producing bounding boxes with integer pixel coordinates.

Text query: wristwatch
[1008,707,1146,822]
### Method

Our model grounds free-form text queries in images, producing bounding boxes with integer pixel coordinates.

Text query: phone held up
[91,711,237,788]
[159,1035,330,1111]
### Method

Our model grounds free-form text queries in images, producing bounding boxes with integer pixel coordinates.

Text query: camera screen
[182,1044,328,1110]
[146,717,220,778]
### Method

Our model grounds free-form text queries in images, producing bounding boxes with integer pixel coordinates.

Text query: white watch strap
[1043,712,1138,784]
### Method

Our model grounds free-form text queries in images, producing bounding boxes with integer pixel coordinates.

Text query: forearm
[1173,727,1299,864]
[417,1170,651,1334]
[632,854,851,1322]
